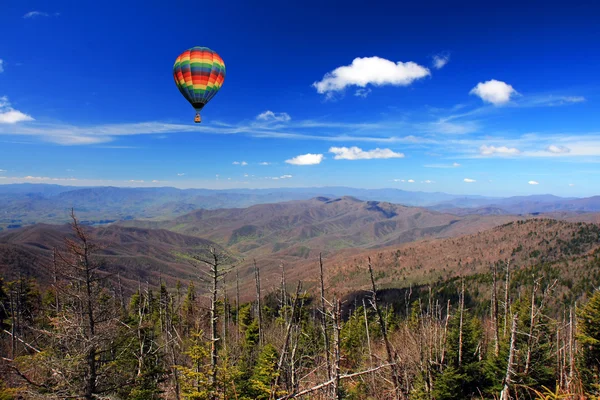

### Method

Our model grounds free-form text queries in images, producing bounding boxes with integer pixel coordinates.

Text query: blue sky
[1,0,599,196]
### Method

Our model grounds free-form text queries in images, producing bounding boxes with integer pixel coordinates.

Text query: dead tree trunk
[236,269,241,344]
[500,313,519,400]
[273,281,302,394]
[332,298,342,400]
[254,259,263,346]
[368,257,403,399]
[503,260,511,337]
[458,277,465,367]
[319,253,332,383]
[492,262,499,356]
[192,247,234,400]
[524,278,540,375]
[440,299,451,367]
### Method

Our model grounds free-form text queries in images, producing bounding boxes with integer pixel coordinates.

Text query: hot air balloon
[173,47,226,123]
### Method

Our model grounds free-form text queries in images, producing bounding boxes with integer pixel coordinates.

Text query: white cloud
[546,145,570,154]
[329,146,404,160]
[355,88,372,98]
[528,180,539,185]
[0,169,5,173]
[0,96,34,124]
[408,179,415,183]
[259,162,270,166]
[23,11,58,18]
[464,178,476,183]
[569,183,575,187]
[479,145,520,156]
[313,56,430,95]
[285,153,324,165]
[232,161,248,166]
[453,162,461,167]
[280,175,292,179]
[177,173,185,176]
[256,110,291,122]
[151,180,160,183]
[470,79,518,105]
[0,60,4,73]
[128,179,144,183]
[432,53,450,69]
[423,180,434,184]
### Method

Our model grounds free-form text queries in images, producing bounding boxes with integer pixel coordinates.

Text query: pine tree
[578,290,600,396]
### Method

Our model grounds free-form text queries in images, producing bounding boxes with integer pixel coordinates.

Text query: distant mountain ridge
[118,196,523,262]
[1,183,600,232]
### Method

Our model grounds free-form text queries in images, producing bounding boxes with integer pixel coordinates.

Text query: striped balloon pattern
[173,47,226,112]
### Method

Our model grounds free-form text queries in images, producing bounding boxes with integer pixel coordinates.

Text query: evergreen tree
[578,290,600,396]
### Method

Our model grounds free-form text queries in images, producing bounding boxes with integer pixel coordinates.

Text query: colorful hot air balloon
[173,47,226,123]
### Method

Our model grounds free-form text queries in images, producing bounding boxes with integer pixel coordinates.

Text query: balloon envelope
[173,47,226,113]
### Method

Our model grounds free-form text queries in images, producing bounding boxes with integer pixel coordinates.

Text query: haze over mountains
[2,183,600,232]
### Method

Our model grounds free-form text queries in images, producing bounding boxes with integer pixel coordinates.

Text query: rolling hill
[0,223,224,293]
[119,196,524,261]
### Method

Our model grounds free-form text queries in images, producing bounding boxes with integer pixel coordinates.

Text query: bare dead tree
[332,298,342,400]
[491,262,499,356]
[458,277,465,367]
[190,246,234,400]
[500,313,519,400]
[503,260,511,337]
[273,281,303,395]
[254,259,263,346]
[440,299,451,367]
[236,268,241,344]
[524,277,540,375]
[319,253,332,383]
[368,257,403,399]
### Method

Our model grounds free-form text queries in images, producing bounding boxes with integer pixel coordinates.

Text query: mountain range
[2,183,600,232]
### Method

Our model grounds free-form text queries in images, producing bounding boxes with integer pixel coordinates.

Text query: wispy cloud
[329,146,404,160]
[432,52,450,69]
[470,80,518,105]
[408,179,415,183]
[0,96,34,124]
[285,153,324,165]
[177,173,185,176]
[464,178,476,183]
[0,60,4,73]
[313,56,430,96]
[259,162,270,166]
[546,145,570,154]
[256,110,291,122]
[23,11,59,18]
[232,161,248,166]
[355,88,372,98]
[528,180,539,185]
[479,144,521,156]
[424,162,460,168]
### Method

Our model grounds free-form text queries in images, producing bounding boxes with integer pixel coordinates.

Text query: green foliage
[177,330,213,400]
[433,311,488,399]
[578,290,600,396]
[248,344,280,399]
